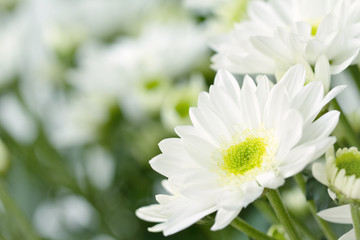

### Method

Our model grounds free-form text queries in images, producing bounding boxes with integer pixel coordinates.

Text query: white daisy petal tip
[210,208,241,231]
[317,205,352,224]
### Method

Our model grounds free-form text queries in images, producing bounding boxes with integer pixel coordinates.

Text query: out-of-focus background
[0,0,354,239]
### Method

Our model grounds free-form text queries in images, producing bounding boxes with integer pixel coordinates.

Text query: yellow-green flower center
[222,137,266,175]
[335,151,360,178]
[308,19,321,36]
[144,78,160,90]
[175,99,191,118]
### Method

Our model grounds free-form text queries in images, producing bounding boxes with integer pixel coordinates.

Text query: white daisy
[312,146,360,202]
[136,65,344,235]
[211,0,360,81]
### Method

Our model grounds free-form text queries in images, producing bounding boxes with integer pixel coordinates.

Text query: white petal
[169,168,217,188]
[256,171,285,189]
[148,223,166,232]
[255,75,272,112]
[315,55,331,93]
[278,64,306,98]
[150,154,185,177]
[330,48,360,74]
[214,70,241,103]
[311,162,329,186]
[276,109,303,159]
[263,84,290,129]
[251,36,292,62]
[279,146,316,178]
[239,181,265,207]
[211,208,241,231]
[328,189,336,201]
[136,205,167,222]
[319,85,346,111]
[317,205,352,224]
[310,137,337,160]
[300,111,340,144]
[247,0,284,28]
[164,204,217,236]
[189,107,230,144]
[339,229,356,240]
[291,81,324,124]
[158,138,183,156]
[177,130,216,167]
[219,181,263,210]
[240,75,261,128]
[209,86,243,129]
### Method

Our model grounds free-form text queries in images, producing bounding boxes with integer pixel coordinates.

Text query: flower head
[313,146,360,203]
[211,0,360,87]
[136,65,344,235]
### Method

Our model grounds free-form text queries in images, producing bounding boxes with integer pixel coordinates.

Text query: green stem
[350,204,360,240]
[265,189,300,240]
[348,65,360,93]
[255,199,317,240]
[331,99,360,148]
[0,181,39,240]
[289,213,317,240]
[254,199,278,223]
[294,174,337,240]
[230,217,276,240]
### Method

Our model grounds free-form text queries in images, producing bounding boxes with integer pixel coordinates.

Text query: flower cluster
[0,0,360,240]
[136,0,360,239]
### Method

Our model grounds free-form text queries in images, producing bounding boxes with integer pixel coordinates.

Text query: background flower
[211,0,360,86]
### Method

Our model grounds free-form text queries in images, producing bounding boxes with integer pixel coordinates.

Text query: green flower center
[335,151,360,178]
[175,99,191,118]
[222,137,266,175]
[308,19,321,36]
[144,79,160,90]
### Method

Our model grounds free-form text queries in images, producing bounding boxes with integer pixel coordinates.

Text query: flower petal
[318,205,352,224]
[211,208,241,231]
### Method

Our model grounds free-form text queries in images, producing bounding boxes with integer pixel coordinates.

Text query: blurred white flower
[282,187,307,216]
[0,94,37,144]
[71,21,209,122]
[85,147,115,190]
[46,93,110,148]
[161,74,206,130]
[212,0,360,82]
[185,0,249,34]
[34,195,95,239]
[136,65,343,235]
[0,12,25,85]
[91,235,116,240]
[184,0,228,14]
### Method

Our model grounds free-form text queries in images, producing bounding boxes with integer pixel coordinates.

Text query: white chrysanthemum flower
[211,0,360,83]
[185,0,249,33]
[161,74,206,130]
[136,65,344,235]
[313,146,360,202]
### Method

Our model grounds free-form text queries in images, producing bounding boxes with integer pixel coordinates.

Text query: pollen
[222,137,266,175]
[335,148,360,179]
